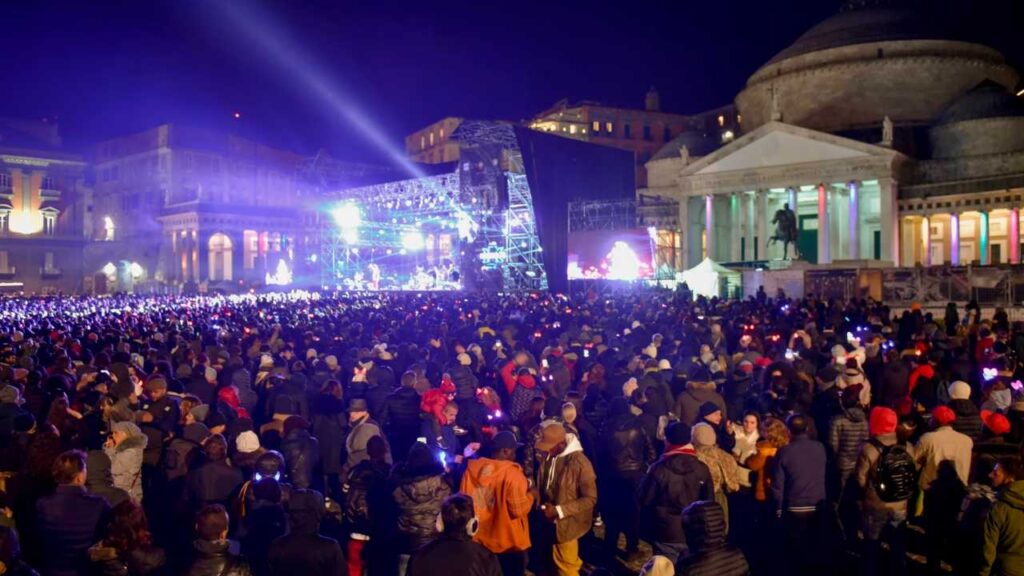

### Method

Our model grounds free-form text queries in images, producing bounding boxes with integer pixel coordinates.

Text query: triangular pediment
[684,122,897,176]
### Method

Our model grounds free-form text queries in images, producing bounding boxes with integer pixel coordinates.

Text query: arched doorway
[208,233,233,281]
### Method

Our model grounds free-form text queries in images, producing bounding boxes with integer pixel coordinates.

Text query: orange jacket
[459,457,533,553]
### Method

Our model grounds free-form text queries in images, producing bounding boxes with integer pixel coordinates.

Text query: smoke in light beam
[210,2,428,179]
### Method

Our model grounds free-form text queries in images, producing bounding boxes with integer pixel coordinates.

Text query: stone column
[817,183,830,264]
[922,216,932,266]
[704,194,714,261]
[745,192,755,261]
[848,181,860,260]
[1011,208,1020,265]
[677,196,689,270]
[879,179,898,265]
[730,193,741,262]
[980,210,990,265]
[756,190,768,261]
[951,213,960,265]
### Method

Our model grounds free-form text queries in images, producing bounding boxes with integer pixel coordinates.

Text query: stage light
[130,262,143,278]
[102,262,116,276]
[606,241,642,281]
[402,231,425,251]
[332,204,362,229]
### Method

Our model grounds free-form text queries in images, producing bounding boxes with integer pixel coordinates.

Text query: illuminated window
[440,128,445,139]
[43,213,55,236]
[718,115,725,127]
[429,132,435,146]
[420,136,425,150]
[606,122,613,133]
[0,251,9,273]
[737,114,743,124]
[569,125,577,135]
[592,121,600,132]
[103,216,115,241]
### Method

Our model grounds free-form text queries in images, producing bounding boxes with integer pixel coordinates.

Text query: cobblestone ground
[524,522,950,575]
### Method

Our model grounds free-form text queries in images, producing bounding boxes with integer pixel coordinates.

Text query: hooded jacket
[537,434,597,544]
[828,406,869,480]
[85,450,130,509]
[391,446,452,552]
[449,364,480,401]
[104,431,148,502]
[637,445,713,546]
[459,457,533,553]
[981,480,1024,576]
[676,501,749,576]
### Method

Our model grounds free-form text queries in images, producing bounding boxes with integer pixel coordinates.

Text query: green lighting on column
[980,211,989,265]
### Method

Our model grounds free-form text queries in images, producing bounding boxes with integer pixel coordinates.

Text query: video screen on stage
[567,228,655,281]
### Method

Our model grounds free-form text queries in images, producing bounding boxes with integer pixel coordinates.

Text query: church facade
[644,0,1024,272]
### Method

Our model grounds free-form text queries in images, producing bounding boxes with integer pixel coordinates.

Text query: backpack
[870,439,916,502]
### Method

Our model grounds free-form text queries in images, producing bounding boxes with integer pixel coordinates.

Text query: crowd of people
[0,288,1019,576]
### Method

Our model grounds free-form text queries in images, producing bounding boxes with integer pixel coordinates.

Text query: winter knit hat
[948,381,971,401]
[235,430,261,453]
[869,407,898,436]
[698,401,722,420]
[981,410,1011,436]
[933,405,957,427]
[691,422,717,448]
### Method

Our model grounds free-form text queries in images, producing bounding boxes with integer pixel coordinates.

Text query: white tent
[678,258,742,299]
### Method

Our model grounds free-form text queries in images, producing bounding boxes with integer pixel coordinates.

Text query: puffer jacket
[981,480,1024,576]
[448,364,479,401]
[676,501,749,576]
[828,407,869,482]
[598,413,654,476]
[855,433,915,514]
[391,454,451,552]
[638,446,713,546]
[105,433,148,503]
[280,428,319,489]
[948,398,983,442]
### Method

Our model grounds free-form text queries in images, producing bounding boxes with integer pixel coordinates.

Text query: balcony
[40,187,61,200]
[40,267,62,279]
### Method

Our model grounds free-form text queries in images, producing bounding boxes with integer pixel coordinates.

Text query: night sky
[5,0,1022,163]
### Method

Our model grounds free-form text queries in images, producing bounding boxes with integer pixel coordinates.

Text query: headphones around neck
[435,512,479,538]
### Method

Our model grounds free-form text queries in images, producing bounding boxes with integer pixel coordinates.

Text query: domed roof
[651,131,722,161]
[935,80,1024,126]
[768,0,959,64]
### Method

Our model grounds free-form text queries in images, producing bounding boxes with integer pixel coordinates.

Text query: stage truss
[319,122,547,292]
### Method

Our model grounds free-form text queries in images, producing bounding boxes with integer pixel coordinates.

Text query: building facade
[405,117,463,164]
[644,0,1024,272]
[528,91,737,186]
[0,118,90,294]
[88,124,318,293]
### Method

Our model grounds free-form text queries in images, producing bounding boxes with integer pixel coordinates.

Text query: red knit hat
[981,410,1011,436]
[932,405,957,427]
[869,407,898,436]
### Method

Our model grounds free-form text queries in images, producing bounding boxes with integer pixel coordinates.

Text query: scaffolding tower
[504,170,548,291]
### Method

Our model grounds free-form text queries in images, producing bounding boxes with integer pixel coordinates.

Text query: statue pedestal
[768,258,811,271]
